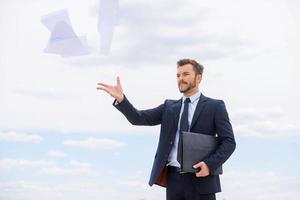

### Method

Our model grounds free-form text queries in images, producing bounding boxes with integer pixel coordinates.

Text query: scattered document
[98,0,120,55]
[41,9,90,57]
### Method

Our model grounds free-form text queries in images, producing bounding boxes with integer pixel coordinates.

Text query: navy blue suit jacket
[114,93,236,194]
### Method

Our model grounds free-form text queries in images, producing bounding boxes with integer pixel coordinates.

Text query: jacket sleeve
[204,100,236,173]
[113,95,164,126]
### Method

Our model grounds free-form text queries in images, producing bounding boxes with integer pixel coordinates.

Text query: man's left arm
[203,100,236,174]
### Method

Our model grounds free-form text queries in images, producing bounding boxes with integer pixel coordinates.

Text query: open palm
[97,76,124,102]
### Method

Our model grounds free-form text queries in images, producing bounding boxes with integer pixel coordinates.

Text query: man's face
[177,64,201,94]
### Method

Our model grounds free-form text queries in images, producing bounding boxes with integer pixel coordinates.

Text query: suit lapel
[190,94,207,130]
[171,98,182,125]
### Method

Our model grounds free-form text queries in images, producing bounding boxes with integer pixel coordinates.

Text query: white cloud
[63,137,127,150]
[231,107,300,138]
[218,171,300,200]
[0,131,43,143]
[0,158,55,170]
[234,121,300,138]
[12,87,74,101]
[116,179,148,189]
[36,160,94,176]
[37,165,93,176]
[0,171,299,200]
[231,107,285,123]
[0,0,299,138]
[0,158,95,177]
[47,150,67,157]
[69,160,91,168]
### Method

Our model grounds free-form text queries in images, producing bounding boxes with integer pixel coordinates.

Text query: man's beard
[178,78,197,93]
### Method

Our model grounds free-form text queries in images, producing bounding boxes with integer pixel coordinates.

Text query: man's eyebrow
[177,71,190,75]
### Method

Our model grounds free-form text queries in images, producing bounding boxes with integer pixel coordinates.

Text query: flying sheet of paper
[41,9,90,57]
[98,0,120,55]
[41,9,72,31]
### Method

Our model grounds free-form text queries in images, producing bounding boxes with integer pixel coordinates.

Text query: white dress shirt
[167,91,201,167]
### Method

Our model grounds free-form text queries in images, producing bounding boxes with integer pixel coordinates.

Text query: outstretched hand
[97,76,124,103]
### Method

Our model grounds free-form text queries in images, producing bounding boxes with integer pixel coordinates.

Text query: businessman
[97,58,236,200]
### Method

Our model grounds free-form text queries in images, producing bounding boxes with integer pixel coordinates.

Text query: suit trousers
[166,166,216,200]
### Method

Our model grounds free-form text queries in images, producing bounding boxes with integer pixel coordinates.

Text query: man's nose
[178,75,183,82]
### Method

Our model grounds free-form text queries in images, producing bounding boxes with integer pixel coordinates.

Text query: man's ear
[196,74,202,83]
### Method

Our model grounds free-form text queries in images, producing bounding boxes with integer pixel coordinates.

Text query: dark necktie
[177,98,191,167]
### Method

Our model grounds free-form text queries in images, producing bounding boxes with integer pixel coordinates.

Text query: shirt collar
[182,91,201,104]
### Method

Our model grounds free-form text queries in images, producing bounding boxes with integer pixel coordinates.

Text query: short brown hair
[177,58,204,75]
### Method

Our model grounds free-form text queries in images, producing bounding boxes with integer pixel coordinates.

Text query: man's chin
[179,85,195,94]
[178,87,185,93]
[178,82,196,94]
[179,87,189,93]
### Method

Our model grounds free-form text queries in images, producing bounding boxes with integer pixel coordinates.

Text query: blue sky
[1,0,300,199]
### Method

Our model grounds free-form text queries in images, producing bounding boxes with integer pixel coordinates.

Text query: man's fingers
[97,86,111,95]
[116,76,121,88]
[194,162,209,177]
[97,78,121,99]
[96,86,105,91]
[193,161,203,169]
[97,82,112,88]
[195,171,205,177]
[195,166,207,177]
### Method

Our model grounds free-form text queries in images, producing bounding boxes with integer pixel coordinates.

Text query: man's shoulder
[202,94,225,107]
[164,98,181,105]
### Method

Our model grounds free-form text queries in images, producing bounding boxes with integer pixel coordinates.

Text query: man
[97,58,236,200]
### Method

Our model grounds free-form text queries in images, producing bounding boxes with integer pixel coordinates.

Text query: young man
[97,58,236,200]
